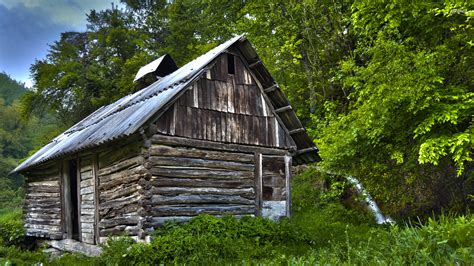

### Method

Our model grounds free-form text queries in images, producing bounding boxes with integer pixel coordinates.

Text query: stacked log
[97,145,149,243]
[144,144,256,228]
[23,163,62,239]
[79,156,95,244]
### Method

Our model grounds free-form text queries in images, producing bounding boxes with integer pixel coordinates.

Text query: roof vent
[134,54,178,88]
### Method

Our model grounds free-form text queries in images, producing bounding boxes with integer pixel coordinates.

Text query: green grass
[0,167,473,265]
[262,213,474,265]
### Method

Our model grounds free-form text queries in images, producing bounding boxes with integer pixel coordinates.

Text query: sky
[0,0,121,87]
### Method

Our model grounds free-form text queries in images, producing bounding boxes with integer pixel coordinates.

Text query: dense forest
[21,0,474,218]
[0,72,61,211]
[0,0,472,264]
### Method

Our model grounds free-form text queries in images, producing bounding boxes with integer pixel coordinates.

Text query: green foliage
[0,99,31,179]
[93,169,376,264]
[0,73,61,213]
[0,168,472,265]
[27,8,153,126]
[292,166,350,210]
[94,212,473,265]
[0,178,23,211]
[0,72,27,106]
[100,214,308,264]
[0,245,48,265]
[317,0,474,218]
[0,209,25,247]
[271,214,474,265]
[234,0,354,122]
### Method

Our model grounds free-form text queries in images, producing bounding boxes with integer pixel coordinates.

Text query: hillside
[0,72,27,105]
[0,72,61,209]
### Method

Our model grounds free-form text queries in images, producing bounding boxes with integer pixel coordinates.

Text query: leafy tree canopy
[0,72,27,105]
[21,0,473,217]
[317,0,473,216]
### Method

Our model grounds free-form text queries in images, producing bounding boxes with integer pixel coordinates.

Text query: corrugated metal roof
[13,35,319,173]
[13,36,242,173]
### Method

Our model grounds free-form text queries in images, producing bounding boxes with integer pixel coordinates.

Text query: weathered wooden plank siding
[142,144,256,228]
[79,156,95,244]
[23,163,62,239]
[155,53,293,149]
[96,141,149,243]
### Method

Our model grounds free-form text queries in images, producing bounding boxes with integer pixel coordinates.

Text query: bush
[0,245,47,265]
[267,213,474,265]
[100,214,310,264]
[0,167,471,265]
[96,212,473,265]
[0,208,26,247]
[96,167,382,264]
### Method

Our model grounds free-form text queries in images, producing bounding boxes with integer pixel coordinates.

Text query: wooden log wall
[97,141,149,243]
[79,156,96,244]
[143,144,256,228]
[23,163,62,239]
[155,53,293,149]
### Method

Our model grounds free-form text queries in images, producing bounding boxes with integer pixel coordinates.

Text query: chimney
[134,54,178,89]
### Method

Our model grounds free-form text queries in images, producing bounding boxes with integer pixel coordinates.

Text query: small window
[227,53,235,74]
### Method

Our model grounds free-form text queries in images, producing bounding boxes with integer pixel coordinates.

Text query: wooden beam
[151,134,288,156]
[274,105,292,113]
[92,154,100,245]
[62,161,72,239]
[284,154,292,217]
[255,153,262,217]
[263,84,278,94]
[76,158,82,242]
[248,60,262,68]
[59,163,65,239]
[289,128,305,135]
[294,147,318,156]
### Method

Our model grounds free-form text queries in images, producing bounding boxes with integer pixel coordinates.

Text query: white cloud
[0,0,121,29]
[24,78,33,88]
[0,0,123,84]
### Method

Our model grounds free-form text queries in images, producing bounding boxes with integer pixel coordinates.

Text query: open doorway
[63,159,80,240]
[68,159,80,240]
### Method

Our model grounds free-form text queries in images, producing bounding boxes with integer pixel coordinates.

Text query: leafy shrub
[99,237,137,265]
[1,167,470,265]
[100,214,310,264]
[0,177,24,211]
[0,245,47,265]
[269,213,474,265]
[49,252,101,266]
[100,212,471,265]
[0,208,26,247]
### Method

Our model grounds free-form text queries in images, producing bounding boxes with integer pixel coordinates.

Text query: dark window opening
[227,53,235,74]
[68,159,80,240]
[263,186,273,200]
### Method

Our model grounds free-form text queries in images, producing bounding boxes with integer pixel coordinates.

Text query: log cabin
[11,35,320,245]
